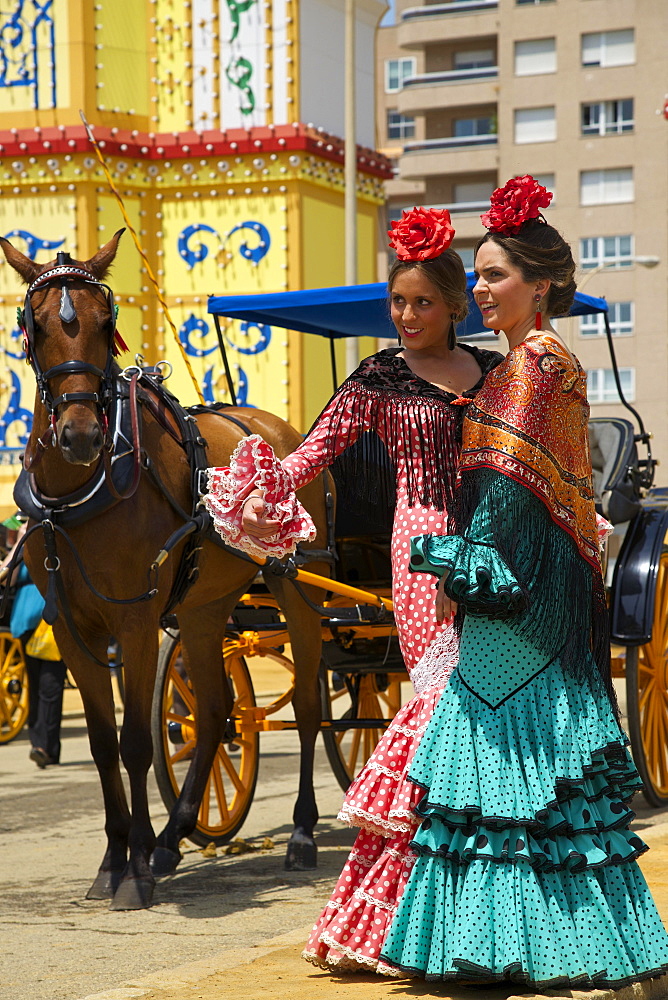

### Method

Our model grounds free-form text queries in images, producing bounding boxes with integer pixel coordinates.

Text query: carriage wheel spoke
[0,698,11,725]
[346,728,362,773]
[211,762,230,821]
[169,740,196,765]
[169,670,195,711]
[217,746,245,794]
[199,773,212,827]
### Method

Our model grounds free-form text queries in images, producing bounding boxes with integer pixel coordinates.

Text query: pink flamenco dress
[202,345,502,974]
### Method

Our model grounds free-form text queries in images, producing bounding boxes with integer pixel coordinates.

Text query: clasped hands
[241,492,457,625]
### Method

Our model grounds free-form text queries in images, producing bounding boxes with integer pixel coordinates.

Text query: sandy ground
[3,670,668,1000]
[73,820,668,1000]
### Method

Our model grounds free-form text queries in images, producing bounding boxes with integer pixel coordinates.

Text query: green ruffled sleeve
[409,474,528,617]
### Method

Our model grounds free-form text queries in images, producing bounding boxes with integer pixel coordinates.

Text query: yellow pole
[79,111,205,403]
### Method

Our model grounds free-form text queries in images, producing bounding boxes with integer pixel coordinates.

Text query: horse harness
[6,257,336,668]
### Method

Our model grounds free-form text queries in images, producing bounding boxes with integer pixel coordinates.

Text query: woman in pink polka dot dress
[203,209,502,973]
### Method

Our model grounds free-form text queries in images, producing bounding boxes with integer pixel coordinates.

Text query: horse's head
[0,230,125,466]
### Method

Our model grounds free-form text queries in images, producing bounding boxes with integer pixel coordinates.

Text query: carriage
[147,276,668,854]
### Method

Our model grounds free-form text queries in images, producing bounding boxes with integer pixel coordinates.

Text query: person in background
[1,514,66,768]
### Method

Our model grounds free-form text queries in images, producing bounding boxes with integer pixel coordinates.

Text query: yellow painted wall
[300,188,379,429]
[95,0,150,118]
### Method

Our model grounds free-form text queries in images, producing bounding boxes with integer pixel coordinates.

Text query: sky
[381,0,395,27]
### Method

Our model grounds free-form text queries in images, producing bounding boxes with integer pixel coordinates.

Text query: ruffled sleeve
[409,470,530,617]
[202,434,316,559]
[410,532,527,617]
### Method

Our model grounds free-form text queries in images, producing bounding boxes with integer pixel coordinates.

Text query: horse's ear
[0,237,41,285]
[85,228,126,280]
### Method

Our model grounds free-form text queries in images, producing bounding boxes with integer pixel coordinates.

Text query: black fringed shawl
[307,345,503,514]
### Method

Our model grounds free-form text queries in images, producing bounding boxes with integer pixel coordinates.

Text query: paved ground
[0,676,356,1000]
[2,674,668,1000]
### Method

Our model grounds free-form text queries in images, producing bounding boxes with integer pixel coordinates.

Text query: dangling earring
[448,314,457,350]
[534,294,543,331]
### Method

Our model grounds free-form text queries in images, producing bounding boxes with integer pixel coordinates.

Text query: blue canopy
[208,273,608,340]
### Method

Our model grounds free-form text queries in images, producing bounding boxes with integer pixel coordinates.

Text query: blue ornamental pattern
[0,225,64,447]
[0,0,56,110]
[177,220,272,406]
[177,220,270,270]
[228,320,271,356]
[202,364,251,407]
[179,314,219,359]
[0,371,33,447]
[180,314,266,407]
[3,229,64,260]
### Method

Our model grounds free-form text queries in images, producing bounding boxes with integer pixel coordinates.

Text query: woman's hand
[241,493,282,539]
[436,573,457,625]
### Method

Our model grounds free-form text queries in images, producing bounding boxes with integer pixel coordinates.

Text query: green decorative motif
[225,56,255,115]
[225,0,257,43]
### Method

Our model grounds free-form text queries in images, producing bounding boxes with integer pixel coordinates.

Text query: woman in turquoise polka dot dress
[380,177,668,987]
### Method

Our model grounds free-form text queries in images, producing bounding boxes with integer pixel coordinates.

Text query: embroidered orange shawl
[458,334,600,570]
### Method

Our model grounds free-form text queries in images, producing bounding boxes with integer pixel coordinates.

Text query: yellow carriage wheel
[319,666,404,791]
[151,632,259,846]
[626,549,668,807]
[0,630,29,744]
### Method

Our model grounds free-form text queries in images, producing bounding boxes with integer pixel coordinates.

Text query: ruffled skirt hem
[380,855,668,986]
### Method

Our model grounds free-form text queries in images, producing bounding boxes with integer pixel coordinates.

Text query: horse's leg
[59,640,130,900]
[265,573,324,870]
[109,625,159,910]
[152,591,247,875]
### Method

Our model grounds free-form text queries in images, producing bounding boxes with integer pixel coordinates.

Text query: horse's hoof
[285,833,317,871]
[150,845,182,877]
[86,868,124,900]
[109,876,155,911]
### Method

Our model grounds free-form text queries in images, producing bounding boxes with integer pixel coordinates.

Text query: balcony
[398,67,499,114]
[403,0,499,18]
[399,134,498,179]
[399,1,500,48]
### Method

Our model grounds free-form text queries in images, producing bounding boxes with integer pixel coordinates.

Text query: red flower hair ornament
[480,175,553,236]
[388,207,455,261]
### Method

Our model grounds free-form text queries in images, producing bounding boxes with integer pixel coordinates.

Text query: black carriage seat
[589,417,641,524]
[330,431,394,588]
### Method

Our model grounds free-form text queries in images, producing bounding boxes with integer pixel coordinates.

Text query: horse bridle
[18,251,119,431]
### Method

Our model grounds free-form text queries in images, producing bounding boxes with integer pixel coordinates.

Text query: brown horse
[1,232,329,909]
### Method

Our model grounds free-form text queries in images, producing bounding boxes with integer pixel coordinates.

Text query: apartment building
[376,0,668,472]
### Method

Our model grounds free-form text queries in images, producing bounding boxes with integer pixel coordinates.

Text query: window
[514,106,556,143]
[385,58,416,93]
[454,49,495,70]
[454,116,495,137]
[586,367,635,404]
[580,235,633,269]
[533,172,555,200]
[582,99,634,135]
[387,111,415,141]
[582,30,634,68]
[453,180,495,203]
[580,302,634,338]
[580,168,633,205]
[514,38,556,76]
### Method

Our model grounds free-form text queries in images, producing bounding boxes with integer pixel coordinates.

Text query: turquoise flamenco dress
[379,469,668,987]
